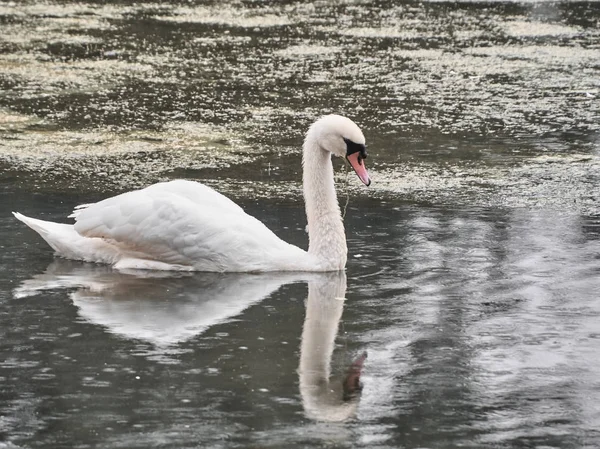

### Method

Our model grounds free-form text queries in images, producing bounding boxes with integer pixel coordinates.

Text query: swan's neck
[303,137,347,271]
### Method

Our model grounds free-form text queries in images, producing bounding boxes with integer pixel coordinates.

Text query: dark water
[1,1,600,448]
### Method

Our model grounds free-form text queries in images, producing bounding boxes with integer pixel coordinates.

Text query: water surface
[1,0,600,448]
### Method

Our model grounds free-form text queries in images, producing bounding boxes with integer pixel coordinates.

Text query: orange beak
[347,152,371,186]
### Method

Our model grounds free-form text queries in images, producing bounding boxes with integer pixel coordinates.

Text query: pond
[1,1,599,448]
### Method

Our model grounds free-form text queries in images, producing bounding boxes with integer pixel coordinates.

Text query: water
[1,0,600,447]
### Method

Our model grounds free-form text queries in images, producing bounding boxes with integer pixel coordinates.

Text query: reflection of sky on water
[351,207,600,447]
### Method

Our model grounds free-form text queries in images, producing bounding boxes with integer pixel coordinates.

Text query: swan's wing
[72,180,301,270]
[69,180,242,219]
[144,180,244,214]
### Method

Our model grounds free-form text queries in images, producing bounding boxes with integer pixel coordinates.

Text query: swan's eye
[344,138,367,159]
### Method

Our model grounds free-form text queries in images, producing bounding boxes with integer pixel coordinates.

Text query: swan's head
[308,114,371,186]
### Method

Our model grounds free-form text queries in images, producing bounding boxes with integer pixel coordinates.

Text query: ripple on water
[154,5,293,27]
[0,109,255,191]
[1,0,598,140]
[0,53,156,96]
[1,2,600,446]
[503,20,582,37]
[371,151,600,212]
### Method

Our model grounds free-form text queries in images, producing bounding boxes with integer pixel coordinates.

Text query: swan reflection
[300,272,366,422]
[14,259,306,347]
[16,261,366,420]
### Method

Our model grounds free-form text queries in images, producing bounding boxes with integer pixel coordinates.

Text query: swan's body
[15,181,310,272]
[14,115,370,272]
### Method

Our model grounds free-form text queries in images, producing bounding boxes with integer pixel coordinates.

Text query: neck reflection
[299,271,366,422]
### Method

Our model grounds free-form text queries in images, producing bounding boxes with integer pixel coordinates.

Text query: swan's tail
[13,212,75,253]
[13,212,119,264]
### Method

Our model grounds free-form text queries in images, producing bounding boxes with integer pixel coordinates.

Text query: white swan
[13,115,370,272]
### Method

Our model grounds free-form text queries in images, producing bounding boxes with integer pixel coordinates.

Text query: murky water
[1,0,600,448]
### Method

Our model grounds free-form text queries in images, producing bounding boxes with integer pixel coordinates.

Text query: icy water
[1,0,600,448]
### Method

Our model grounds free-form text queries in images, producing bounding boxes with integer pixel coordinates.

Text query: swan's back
[73,180,309,272]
